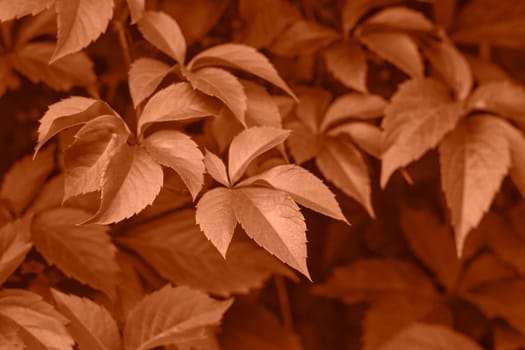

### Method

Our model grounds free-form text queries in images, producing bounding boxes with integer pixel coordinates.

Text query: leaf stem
[274,276,294,330]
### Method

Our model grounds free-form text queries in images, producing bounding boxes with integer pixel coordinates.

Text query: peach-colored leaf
[196,187,237,257]
[0,289,74,350]
[188,43,296,99]
[0,217,32,286]
[204,150,230,187]
[1,145,55,215]
[467,80,525,121]
[123,285,232,350]
[142,130,204,199]
[232,187,309,278]
[0,317,25,349]
[31,208,119,299]
[52,0,113,62]
[138,82,219,133]
[341,0,402,35]
[242,80,282,128]
[183,67,247,126]
[295,87,332,132]
[323,41,368,93]
[51,289,121,350]
[381,78,462,187]
[0,0,54,21]
[316,138,374,217]
[327,122,383,158]
[228,126,290,184]
[137,11,186,64]
[238,164,347,223]
[128,58,173,107]
[286,120,320,164]
[361,6,434,32]
[439,115,511,255]
[127,0,145,24]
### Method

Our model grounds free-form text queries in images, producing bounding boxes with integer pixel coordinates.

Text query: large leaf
[52,0,114,62]
[439,115,511,255]
[232,187,309,278]
[128,58,173,107]
[0,289,74,350]
[51,289,121,350]
[196,187,237,257]
[188,43,296,99]
[238,164,347,222]
[381,78,462,187]
[142,130,205,199]
[123,285,232,350]
[228,127,290,184]
[31,207,119,298]
[137,11,186,64]
[0,217,32,286]
[323,41,368,93]
[0,0,54,21]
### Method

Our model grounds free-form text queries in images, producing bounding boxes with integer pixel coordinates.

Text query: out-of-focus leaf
[327,122,383,158]
[432,0,456,29]
[321,93,387,131]
[0,317,25,350]
[439,115,511,255]
[502,123,525,198]
[286,121,320,164]
[467,81,525,121]
[342,0,402,35]
[0,0,54,21]
[465,55,511,83]
[127,0,145,23]
[128,58,173,107]
[323,41,368,92]
[459,252,515,292]
[494,324,525,350]
[0,217,32,286]
[360,6,434,32]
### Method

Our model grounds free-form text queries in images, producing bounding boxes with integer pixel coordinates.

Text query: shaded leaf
[286,121,320,164]
[327,122,383,158]
[0,317,25,350]
[242,80,282,128]
[127,0,145,23]
[204,150,230,187]
[467,80,525,121]
[361,6,434,32]
[0,217,32,286]
[494,324,525,350]
[323,41,368,93]
[503,123,525,197]
[459,252,516,292]
[0,0,54,21]
[128,58,173,107]
[341,0,402,35]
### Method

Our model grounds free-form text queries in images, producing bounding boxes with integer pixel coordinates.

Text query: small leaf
[127,0,145,24]
[0,0,54,21]
[439,115,511,255]
[232,187,309,278]
[123,285,233,350]
[31,207,119,299]
[204,150,230,187]
[0,289,74,350]
[196,187,237,257]
[137,11,186,64]
[0,217,33,286]
[467,80,525,121]
[128,58,173,107]
[51,289,121,350]
[323,41,368,93]
[142,130,205,199]
[228,127,290,184]
[238,164,347,223]
[52,0,114,62]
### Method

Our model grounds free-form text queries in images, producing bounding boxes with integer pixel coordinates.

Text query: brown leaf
[128,58,173,107]
[0,0,54,21]
[0,217,33,286]
[323,41,368,92]
[341,0,402,35]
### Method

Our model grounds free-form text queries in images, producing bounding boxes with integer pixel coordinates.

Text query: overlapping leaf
[0,217,33,285]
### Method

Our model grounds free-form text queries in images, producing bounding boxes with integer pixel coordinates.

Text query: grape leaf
[128,58,173,107]
[323,41,368,93]
[188,43,296,99]
[439,115,511,255]
[196,188,236,257]
[228,126,290,184]
[359,31,424,78]
[127,0,145,23]
[238,164,347,222]
[51,289,121,350]
[123,285,232,350]
[0,0,54,21]
[31,207,119,298]
[341,0,402,35]
[467,80,525,121]
[0,217,32,286]
[381,78,462,187]
[380,323,483,350]
[327,122,383,158]
[142,130,205,199]
[0,289,74,350]
[204,150,230,187]
[232,187,309,278]
[1,145,55,215]
[137,11,186,64]
[52,0,114,62]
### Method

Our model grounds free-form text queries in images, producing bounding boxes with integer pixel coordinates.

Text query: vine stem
[274,276,294,330]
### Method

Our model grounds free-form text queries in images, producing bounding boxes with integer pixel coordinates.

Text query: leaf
[359,31,424,78]
[312,259,436,304]
[183,67,247,126]
[0,217,32,286]
[295,87,332,132]
[269,20,340,57]
[0,289,74,350]
[1,145,55,215]
[502,123,525,197]
[13,42,96,91]
[86,144,163,224]
[432,0,456,29]
[204,150,230,187]
[467,80,525,121]
[360,6,434,32]
[137,11,186,64]
[0,317,25,350]
[128,58,173,107]
[242,80,282,128]
[286,120,320,164]
[0,0,54,21]
[465,55,511,84]
[52,0,114,62]
[321,92,387,131]
[228,127,290,184]
[439,115,511,255]
[123,285,232,350]
[316,138,374,217]
[138,82,219,133]
[127,0,145,23]
[232,187,309,278]
[238,164,347,222]
[380,323,483,350]
[381,78,463,187]
[31,207,119,299]
[323,41,368,93]
[51,289,121,350]
[341,0,402,35]
[459,252,515,292]
[142,130,205,199]
[327,122,383,158]
[118,209,295,296]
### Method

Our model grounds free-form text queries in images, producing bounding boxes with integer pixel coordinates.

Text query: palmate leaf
[123,285,232,350]
[128,58,173,107]
[323,41,368,93]
[0,217,32,286]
